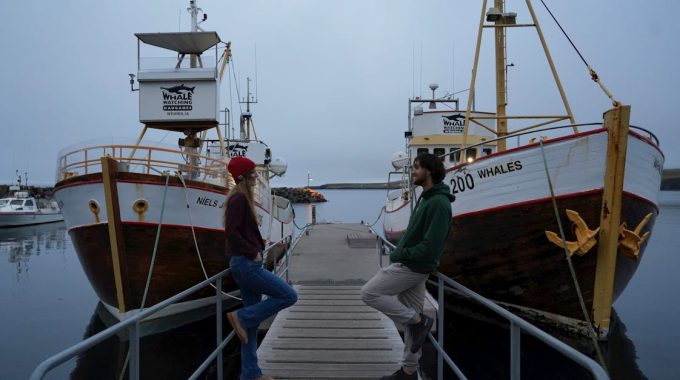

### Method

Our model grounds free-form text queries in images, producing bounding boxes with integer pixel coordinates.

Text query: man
[361,153,455,380]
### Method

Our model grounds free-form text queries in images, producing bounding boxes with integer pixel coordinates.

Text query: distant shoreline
[310,182,401,190]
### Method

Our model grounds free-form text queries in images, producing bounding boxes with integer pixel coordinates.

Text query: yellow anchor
[618,213,652,260]
[545,210,600,257]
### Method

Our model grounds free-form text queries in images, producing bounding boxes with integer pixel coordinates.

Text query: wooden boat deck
[257,223,435,379]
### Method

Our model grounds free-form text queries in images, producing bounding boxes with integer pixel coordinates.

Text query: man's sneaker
[380,367,417,380]
[409,314,433,353]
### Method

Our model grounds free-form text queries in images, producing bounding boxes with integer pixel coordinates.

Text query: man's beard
[413,176,424,186]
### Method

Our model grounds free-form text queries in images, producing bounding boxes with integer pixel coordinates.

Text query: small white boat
[0,187,63,227]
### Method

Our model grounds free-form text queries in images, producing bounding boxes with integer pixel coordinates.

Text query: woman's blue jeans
[229,255,298,380]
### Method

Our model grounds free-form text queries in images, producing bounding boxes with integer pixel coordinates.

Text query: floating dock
[257,223,436,379]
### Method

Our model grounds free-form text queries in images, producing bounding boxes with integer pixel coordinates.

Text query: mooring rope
[538,141,608,371]
[140,172,171,309]
[367,206,385,227]
[176,172,241,301]
[539,0,619,107]
[118,172,172,380]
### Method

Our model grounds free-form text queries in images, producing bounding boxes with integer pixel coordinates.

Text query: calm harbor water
[0,189,678,379]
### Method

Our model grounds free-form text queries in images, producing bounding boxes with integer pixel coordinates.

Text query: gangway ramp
[258,285,404,379]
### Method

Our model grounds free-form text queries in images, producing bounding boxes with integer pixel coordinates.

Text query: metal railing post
[510,321,521,380]
[285,243,290,283]
[438,276,444,380]
[216,274,223,380]
[129,321,140,380]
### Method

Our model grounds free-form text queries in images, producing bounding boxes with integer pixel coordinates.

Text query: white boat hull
[0,211,64,227]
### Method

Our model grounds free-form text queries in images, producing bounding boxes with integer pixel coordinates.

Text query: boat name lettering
[450,173,475,194]
[442,114,465,134]
[476,160,523,179]
[196,196,223,208]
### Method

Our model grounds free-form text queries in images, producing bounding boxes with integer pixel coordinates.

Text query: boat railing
[366,225,608,380]
[56,143,229,184]
[440,122,658,164]
[30,235,294,380]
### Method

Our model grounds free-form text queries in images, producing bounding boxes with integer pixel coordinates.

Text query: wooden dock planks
[258,285,404,379]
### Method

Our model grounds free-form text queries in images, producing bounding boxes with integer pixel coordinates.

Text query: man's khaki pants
[361,263,428,370]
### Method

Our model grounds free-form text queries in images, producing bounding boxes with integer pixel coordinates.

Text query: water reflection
[424,289,646,380]
[70,303,242,380]
[0,222,67,278]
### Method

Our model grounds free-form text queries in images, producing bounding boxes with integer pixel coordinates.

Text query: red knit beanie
[227,157,256,183]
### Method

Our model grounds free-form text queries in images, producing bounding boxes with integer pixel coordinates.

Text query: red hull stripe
[54,178,226,195]
[385,189,658,233]
[54,179,103,191]
[68,217,291,233]
[455,189,658,219]
[384,201,409,214]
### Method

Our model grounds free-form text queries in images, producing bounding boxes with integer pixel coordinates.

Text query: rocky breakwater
[0,185,54,198]
[272,187,327,203]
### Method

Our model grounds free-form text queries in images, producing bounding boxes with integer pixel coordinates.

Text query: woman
[224,156,297,380]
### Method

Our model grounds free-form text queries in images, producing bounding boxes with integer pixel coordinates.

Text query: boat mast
[461,0,577,163]
[188,0,200,68]
[494,0,508,151]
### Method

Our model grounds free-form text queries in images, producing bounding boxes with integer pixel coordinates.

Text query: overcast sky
[1,0,678,187]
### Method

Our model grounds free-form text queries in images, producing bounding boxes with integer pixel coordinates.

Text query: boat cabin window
[482,147,493,156]
[465,148,477,162]
[0,199,8,206]
[10,200,23,207]
[24,200,34,207]
[417,148,429,156]
[433,148,445,161]
[449,148,461,163]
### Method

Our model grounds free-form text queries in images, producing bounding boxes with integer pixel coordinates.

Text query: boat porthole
[88,199,101,223]
[88,200,100,213]
[133,199,149,222]
[133,199,149,213]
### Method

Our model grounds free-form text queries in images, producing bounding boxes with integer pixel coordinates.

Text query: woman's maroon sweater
[224,192,264,260]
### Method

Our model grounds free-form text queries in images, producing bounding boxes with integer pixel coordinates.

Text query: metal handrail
[31,237,292,380]
[366,226,608,380]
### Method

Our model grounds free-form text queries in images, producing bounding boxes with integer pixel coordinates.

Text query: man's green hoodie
[390,182,455,273]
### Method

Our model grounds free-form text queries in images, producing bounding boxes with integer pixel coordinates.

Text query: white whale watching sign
[138,69,219,123]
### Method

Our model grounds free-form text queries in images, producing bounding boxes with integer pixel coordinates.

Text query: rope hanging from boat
[538,141,608,371]
[539,0,620,107]
[176,172,241,301]
[115,172,173,380]
[366,206,385,228]
[140,172,171,309]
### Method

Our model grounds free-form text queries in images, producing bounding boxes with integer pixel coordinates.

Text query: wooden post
[102,156,128,313]
[592,105,630,336]
[494,0,508,151]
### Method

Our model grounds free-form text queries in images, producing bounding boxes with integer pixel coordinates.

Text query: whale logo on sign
[442,114,465,133]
